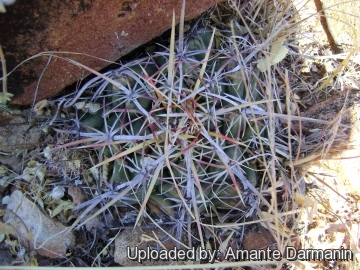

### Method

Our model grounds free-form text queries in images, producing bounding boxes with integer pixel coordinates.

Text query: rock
[3,190,75,258]
[242,228,301,259]
[0,108,44,173]
[114,227,179,266]
[242,229,277,251]
[0,0,225,105]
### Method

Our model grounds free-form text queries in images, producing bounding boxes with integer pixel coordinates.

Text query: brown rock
[114,227,180,266]
[0,0,225,105]
[3,190,75,258]
[242,229,277,251]
[242,228,301,258]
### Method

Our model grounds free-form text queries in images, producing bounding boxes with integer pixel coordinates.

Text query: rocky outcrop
[0,0,225,105]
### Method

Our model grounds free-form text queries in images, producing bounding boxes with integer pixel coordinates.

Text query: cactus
[55,2,283,247]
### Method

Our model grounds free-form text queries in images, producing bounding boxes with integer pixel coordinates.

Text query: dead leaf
[294,192,314,207]
[50,200,74,218]
[270,39,289,64]
[34,99,48,115]
[68,187,85,206]
[74,101,86,110]
[84,102,101,113]
[257,38,289,72]
[0,221,16,235]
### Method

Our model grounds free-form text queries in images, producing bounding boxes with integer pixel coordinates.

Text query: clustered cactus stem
[53,0,290,248]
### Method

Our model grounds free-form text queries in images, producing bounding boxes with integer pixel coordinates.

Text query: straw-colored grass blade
[193,28,216,92]
[135,160,165,226]
[93,139,158,168]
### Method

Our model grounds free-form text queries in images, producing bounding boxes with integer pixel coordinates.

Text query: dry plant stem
[91,229,121,267]
[177,0,185,104]
[134,160,165,226]
[5,50,119,80]
[283,70,301,251]
[32,54,53,107]
[264,68,282,250]
[145,213,191,250]
[309,46,358,97]
[320,87,352,159]
[0,43,7,95]
[178,0,185,54]
[313,0,340,54]
[300,1,359,99]
[275,65,303,163]
[0,50,122,108]
[284,69,296,178]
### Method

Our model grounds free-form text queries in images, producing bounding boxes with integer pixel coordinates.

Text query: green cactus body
[159,182,182,200]
[65,13,272,229]
[110,159,132,184]
[130,118,151,136]
[80,110,103,132]
[110,64,157,117]
[225,70,246,100]
[224,144,244,162]
[241,161,258,187]
[105,113,121,131]
[148,193,174,217]
[186,31,213,61]
[222,113,247,141]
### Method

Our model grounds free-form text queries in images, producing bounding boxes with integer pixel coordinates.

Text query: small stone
[114,227,178,266]
[242,229,277,251]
